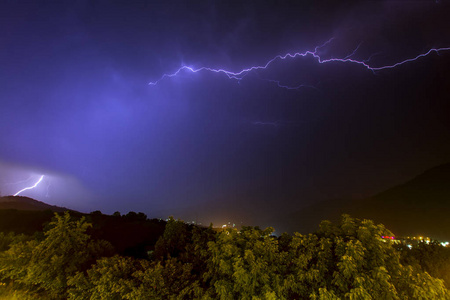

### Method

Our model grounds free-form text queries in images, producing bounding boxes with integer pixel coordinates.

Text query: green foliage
[0,232,30,252]
[28,212,113,296]
[205,226,284,299]
[131,257,199,299]
[0,208,166,258]
[400,241,450,288]
[182,224,216,278]
[154,216,191,259]
[68,255,141,299]
[0,212,113,297]
[201,215,449,299]
[69,255,200,300]
[1,213,449,299]
[284,215,449,299]
[0,239,39,285]
[0,285,45,300]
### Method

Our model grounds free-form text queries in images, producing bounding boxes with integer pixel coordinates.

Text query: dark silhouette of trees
[154,216,191,259]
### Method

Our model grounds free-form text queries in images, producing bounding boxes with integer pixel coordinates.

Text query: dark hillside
[277,163,450,240]
[0,209,56,235]
[0,196,71,212]
[0,198,167,258]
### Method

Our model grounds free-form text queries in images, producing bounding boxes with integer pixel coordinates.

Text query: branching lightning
[149,38,450,89]
[14,175,44,196]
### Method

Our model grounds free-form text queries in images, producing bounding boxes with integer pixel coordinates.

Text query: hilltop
[0,195,71,212]
[276,163,450,240]
[2,163,449,240]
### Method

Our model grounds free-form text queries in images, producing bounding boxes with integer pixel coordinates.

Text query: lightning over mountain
[14,175,44,196]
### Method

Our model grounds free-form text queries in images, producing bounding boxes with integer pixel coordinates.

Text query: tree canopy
[0,213,449,299]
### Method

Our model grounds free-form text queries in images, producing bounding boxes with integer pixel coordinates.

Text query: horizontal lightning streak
[149,38,450,89]
[14,175,44,196]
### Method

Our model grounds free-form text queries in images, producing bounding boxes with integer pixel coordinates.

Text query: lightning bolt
[149,38,450,89]
[13,175,44,196]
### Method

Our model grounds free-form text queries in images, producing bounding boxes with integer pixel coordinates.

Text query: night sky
[1,1,450,227]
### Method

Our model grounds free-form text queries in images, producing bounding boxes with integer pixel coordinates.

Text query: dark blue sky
[1,1,450,227]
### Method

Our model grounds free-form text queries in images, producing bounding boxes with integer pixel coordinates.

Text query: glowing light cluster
[13,175,44,196]
[149,38,450,89]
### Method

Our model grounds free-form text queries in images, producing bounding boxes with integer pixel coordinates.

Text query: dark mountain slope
[0,197,166,258]
[276,163,450,240]
[0,196,71,212]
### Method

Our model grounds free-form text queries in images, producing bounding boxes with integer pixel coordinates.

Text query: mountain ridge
[2,163,449,240]
[0,195,73,212]
[274,163,450,239]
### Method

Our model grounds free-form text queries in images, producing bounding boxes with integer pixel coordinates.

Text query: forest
[0,211,449,299]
